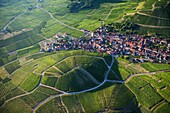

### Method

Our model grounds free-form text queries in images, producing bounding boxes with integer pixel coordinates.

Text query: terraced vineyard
[128,0,170,36]
[0,0,140,66]
[1,0,169,67]
[0,50,170,113]
[0,0,170,113]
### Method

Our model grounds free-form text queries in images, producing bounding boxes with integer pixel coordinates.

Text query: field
[128,0,170,36]
[0,50,170,113]
[0,0,141,66]
[0,0,170,112]
[109,57,148,80]
[0,0,169,67]
[126,71,170,112]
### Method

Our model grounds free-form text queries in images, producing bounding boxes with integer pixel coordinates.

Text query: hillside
[128,0,170,36]
[0,0,140,67]
[0,50,170,113]
[67,0,95,12]
[0,0,170,113]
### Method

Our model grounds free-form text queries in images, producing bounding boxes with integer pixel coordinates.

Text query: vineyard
[0,50,170,113]
[0,0,170,112]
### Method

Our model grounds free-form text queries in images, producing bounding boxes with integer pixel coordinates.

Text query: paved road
[106,80,124,84]
[32,55,115,113]
[2,53,170,112]
[1,55,112,110]
[32,93,70,113]
[124,70,170,83]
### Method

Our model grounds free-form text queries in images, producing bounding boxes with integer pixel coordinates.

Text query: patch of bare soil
[0,28,33,40]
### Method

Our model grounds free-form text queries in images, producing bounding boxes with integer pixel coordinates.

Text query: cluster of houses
[40,27,170,64]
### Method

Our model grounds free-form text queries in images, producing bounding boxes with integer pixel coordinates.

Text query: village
[40,26,170,64]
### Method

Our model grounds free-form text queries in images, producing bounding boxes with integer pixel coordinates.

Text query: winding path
[32,55,115,112]
[137,12,170,21]
[136,23,170,29]
[152,2,156,11]
[124,70,170,83]
[2,2,39,31]
[36,4,82,32]
[104,7,114,21]
[1,55,113,111]
[2,11,27,31]
[1,1,170,112]
[1,53,170,113]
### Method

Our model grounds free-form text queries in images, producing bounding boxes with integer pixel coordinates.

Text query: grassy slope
[0,0,169,67]
[0,0,140,67]
[0,50,170,113]
[129,0,170,36]
[0,0,170,112]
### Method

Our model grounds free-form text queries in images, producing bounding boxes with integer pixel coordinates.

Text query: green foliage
[83,59,107,82]
[0,50,169,113]
[58,68,98,92]
[77,83,138,112]
[37,86,60,95]
[4,60,21,74]
[29,90,48,103]
[128,0,170,36]
[20,73,40,92]
[0,81,16,98]
[0,98,32,113]
[46,67,63,76]
[29,44,40,54]
[6,88,25,100]
[0,67,9,79]
[20,95,37,108]
[154,102,170,113]
[108,70,120,80]
[126,76,164,110]
[61,95,84,112]
[36,99,60,113]
[0,30,38,48]
[17,48,29,57]
[141,62,170,72]
[42,76,58,87]
[37,97,67,113]
[68,0,95,12]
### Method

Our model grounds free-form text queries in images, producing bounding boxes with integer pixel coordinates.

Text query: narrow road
[124,70,170,83]
[32,55,115,113]
[137,12,170,21]
[32,93,70,113]
[36,5,82,32]
[106,80,124,84]
[136,23,170,29]
[40,84,68,94]
[2,53,170,113]
[104,7,114,21]
[4,83,40,104]
[2,1,39,31]
[152,2,156,11]
[1,55,112,110]
[2,11,27,31]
